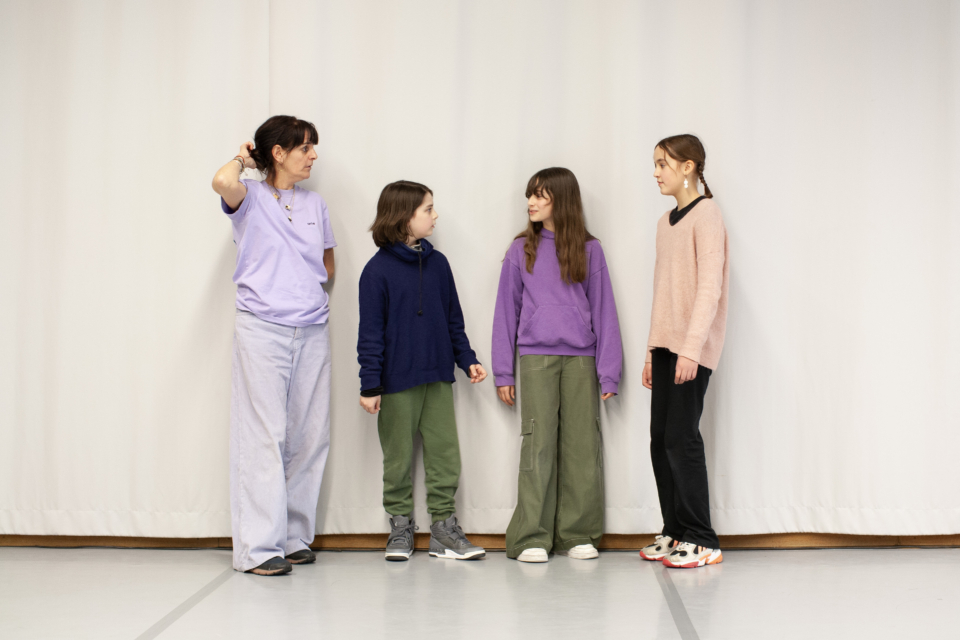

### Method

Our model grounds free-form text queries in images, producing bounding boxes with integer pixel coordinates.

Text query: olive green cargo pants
[505,355,604,558]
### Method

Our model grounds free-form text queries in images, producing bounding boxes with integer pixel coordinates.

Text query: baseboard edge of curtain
[2,533,959,550]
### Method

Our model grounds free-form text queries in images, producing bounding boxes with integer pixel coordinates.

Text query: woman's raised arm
[212,142,256,211]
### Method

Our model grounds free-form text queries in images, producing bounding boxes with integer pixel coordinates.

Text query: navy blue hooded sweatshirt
[358,239,480,396]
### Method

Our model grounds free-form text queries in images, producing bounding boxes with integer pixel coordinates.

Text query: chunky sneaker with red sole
[639,535,676,561]
[662,542,723,568]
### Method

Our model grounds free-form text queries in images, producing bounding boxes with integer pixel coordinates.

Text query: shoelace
[388,522,417,546]
[438,518,469,546]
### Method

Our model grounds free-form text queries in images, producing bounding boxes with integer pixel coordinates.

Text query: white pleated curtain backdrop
[1,0,958,538]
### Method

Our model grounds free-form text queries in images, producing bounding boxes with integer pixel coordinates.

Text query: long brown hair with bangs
[516,167,595,284]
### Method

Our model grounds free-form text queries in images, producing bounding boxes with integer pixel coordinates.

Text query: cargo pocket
[519,354,546,371]
[519,419,535,471]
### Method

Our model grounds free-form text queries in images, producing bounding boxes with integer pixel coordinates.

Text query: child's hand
[359,395,381,414]
[642,363,653,389]
[469,364,487,384]
[496,385,516,407]
[601,392,616,401]
[675,356,698,384]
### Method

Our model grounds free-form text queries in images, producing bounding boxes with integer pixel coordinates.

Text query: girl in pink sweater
[639,134,729,569]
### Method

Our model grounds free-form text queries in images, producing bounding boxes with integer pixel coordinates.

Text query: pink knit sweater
[646,198,729,370]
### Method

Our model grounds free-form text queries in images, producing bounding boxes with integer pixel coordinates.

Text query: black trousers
[649,348,719,549]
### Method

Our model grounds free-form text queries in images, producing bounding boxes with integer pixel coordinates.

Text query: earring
[684,178,689,189]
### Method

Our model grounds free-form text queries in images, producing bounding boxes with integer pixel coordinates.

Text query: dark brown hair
[655,134,713,198]
[250,115,319,179]
[515,167,595,284]
[370,180,433,247]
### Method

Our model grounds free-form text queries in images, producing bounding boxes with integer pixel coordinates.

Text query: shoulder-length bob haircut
[370,180,433,247]
[250,115,319,179]
[516,167,595,284]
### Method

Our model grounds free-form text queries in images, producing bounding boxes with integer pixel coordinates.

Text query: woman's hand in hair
[497,385,516,407]
[675,357,698,384]
[212,141,255,210]
[469,364,487,384]
[238,141,256,168]
[359,395,381,414]
[642,363,653,389]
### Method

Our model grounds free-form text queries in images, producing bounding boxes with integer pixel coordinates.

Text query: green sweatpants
[377,381,461,523]
[505,355,604,558]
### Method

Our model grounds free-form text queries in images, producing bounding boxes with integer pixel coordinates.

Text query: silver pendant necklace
[270,184,296,222]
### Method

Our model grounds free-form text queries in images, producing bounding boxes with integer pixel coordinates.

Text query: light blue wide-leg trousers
[230,310,331,572]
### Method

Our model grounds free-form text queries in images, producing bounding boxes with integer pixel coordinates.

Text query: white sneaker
[556,544,599,560]
[662,541,723,568]
[639,535,676,561]
[517,548,548,563]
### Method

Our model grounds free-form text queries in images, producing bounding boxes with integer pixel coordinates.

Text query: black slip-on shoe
[285,549,317,565]
[246,556,292,576]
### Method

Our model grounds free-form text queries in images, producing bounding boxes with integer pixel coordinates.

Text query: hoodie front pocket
[519,305,596,349]
[519,419,535,471]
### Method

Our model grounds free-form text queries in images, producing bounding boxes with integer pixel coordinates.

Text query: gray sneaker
[385,515,417,561]
[429,515,485,560]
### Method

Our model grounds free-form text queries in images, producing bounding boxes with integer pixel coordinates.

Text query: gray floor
[0,547,957,639]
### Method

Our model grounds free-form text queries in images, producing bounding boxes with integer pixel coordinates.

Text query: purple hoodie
[492,229,623,394]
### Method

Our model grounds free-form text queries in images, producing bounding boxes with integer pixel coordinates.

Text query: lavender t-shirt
[221,179,337,326]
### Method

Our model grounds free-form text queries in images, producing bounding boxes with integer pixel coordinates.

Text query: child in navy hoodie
[358,180,487,562]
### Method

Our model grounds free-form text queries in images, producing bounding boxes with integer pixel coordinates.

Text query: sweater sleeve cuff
[494,374,515,387]
[679,344,703,364]
[360,386,384,397]
[457,356,481,373]
[600,381,619,395]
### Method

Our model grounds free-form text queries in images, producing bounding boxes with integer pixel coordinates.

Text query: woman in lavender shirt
[211,116,336,576]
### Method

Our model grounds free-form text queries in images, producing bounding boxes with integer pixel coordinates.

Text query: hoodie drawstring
[417,251,423,316]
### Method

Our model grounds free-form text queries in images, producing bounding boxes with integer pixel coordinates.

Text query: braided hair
[697,167,713,198]
[655,134,713,199]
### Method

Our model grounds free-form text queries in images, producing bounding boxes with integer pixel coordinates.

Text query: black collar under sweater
[670,195,706,226]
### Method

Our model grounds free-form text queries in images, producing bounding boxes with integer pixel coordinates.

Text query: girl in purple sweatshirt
[492,167,623,562]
